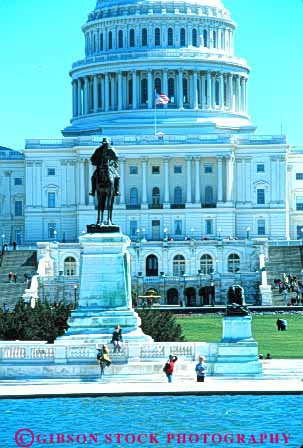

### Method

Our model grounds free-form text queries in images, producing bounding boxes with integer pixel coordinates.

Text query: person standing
[195,356,208,382]
[163,354,178,383]
[111,325,123,352]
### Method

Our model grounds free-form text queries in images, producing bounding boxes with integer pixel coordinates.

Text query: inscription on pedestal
[87,224,120,234]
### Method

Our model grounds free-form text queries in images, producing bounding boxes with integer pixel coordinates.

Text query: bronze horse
[95,160,115,226]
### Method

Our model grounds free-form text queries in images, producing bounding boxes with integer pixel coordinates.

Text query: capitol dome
[63,0,255,137]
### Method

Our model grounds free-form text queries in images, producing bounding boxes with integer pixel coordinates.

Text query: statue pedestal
[259,284,273,305]
[57,232,152,344]
[213,315,262,376]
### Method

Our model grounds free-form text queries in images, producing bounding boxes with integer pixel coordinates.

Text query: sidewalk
[0,377,303,399]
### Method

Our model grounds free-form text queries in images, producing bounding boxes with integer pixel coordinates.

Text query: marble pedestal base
[259,284,273,305]
[213,315,262,376]
[57,232,152,344]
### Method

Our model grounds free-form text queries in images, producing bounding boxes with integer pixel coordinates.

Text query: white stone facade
[1,0,303,305]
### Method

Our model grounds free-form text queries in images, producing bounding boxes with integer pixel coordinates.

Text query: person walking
[163,354,178,383]
[111,325,123,352]
[195,356,208,382]
[96,344,111,377]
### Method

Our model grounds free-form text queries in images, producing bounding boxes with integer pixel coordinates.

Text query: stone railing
[0,341,216,364]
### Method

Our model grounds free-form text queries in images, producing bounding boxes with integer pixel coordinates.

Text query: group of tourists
[96,324,208,383]
[274,274,303,305]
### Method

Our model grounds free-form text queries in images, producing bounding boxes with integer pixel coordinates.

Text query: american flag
[155,92,170,105]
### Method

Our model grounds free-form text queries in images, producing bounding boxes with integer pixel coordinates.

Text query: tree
[137,309,185,342]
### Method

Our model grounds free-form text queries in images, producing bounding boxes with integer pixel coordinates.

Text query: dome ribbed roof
[95,0,224,9]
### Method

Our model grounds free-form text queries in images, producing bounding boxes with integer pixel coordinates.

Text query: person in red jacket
[163,355,178,383]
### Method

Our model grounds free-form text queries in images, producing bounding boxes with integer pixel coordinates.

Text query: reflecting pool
[1,395,302,448]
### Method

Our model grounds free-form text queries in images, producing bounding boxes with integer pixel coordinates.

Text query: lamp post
[53,230,57,242]
[198,269,202,287]
[136,228,140,242]
[1,234,5,252]
[182,273,186,307]
[190,227,195,240]
[246,226,251,239]
[73,285,78,308]
[160,271,167,304]
[163,227,168,241]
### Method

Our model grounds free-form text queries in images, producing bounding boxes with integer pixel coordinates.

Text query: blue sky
[0,0,302,150]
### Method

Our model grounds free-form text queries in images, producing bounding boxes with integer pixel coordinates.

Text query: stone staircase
[265,246,303,305]
[0,250,37,311]
[261,359,303,379]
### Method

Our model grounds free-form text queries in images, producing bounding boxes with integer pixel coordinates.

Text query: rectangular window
[296,173,303,180]
[48,223,56,239]
[130,220,138,237]
[257,219,266,236]
[257,189,265,205]
[129,166,138,175]
[48,168,56,176]
[297,225,303,239]
[152,166,160,174]
[296,196,303,211]
[205,219,213,235]
[257,164,265,173]
[15,230,22,245]
[174,219,182,236]
[204,165,213,174]
[152,220,160,240]
[174,165,182,174]
[14,177,22,185]
[14,201,23,217]
[48,192,56,208]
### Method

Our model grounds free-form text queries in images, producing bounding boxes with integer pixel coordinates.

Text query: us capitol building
[1,0,303,306]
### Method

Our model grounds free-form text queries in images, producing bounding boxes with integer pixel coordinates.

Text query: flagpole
[154,93,157,136]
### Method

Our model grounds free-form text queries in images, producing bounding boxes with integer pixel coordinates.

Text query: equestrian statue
[89,138,120,226]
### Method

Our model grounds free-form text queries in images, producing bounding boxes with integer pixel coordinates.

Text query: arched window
[146,255,158,276]
[108,31,112,50]
[129,29,135,47]
[168,78,175,100]
[168,27,174,46]
[64,257,77,276]
[173,255,185,276]
[152,187,160,205]
[215,80,220,105]
[100,33,104,51]
[174,186,182,204]
[118,30,123,48]
[200,254,213,275]
[128,79,133,105]
[213,30,217,48]
[228,254,240,273]
[205,186,213,205]
[141,78,148,104]
[192,28,197,47]
[155,27,161,46]
[154,77,161,94]
[180,28,186,47]
[130,187,138,205]
[142,28,148,46]
[183,78,188,103]
[203,29,208,47]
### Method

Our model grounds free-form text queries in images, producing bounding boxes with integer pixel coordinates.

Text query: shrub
[137,309,185,342]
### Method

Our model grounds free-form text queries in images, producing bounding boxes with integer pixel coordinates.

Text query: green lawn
[177,314,303,358]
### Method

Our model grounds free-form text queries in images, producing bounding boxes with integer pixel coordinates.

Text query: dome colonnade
[68,0,250,134]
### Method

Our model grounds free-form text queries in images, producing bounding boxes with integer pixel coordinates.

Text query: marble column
[194,157,200,203]
[84,77,90,114]
[117,71,123,111]
[60,161,67,206]
[219,73,224,109]
[236,75,241,112]
[79,160,85,205]
[77,79,82,116]
[164,157,170,204]
[207,71,212,109]
[93,75,98,113]
[119,158,125,205]
[72,81,78,117]
[217,157,223,202]
[141,159,148,206]
[226,156,234,203]
[132,70,137,110]
[212,75,216,109]
[88,162,94,206]
[201,73,206,110]
[186,157,192,204]
[104,73,109,112]
[148,70,153,109]
[245,159,252,203]
[240,77,245,113]
[228,74,233,110]
[178,69,184,109]
[193,70,198,110]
